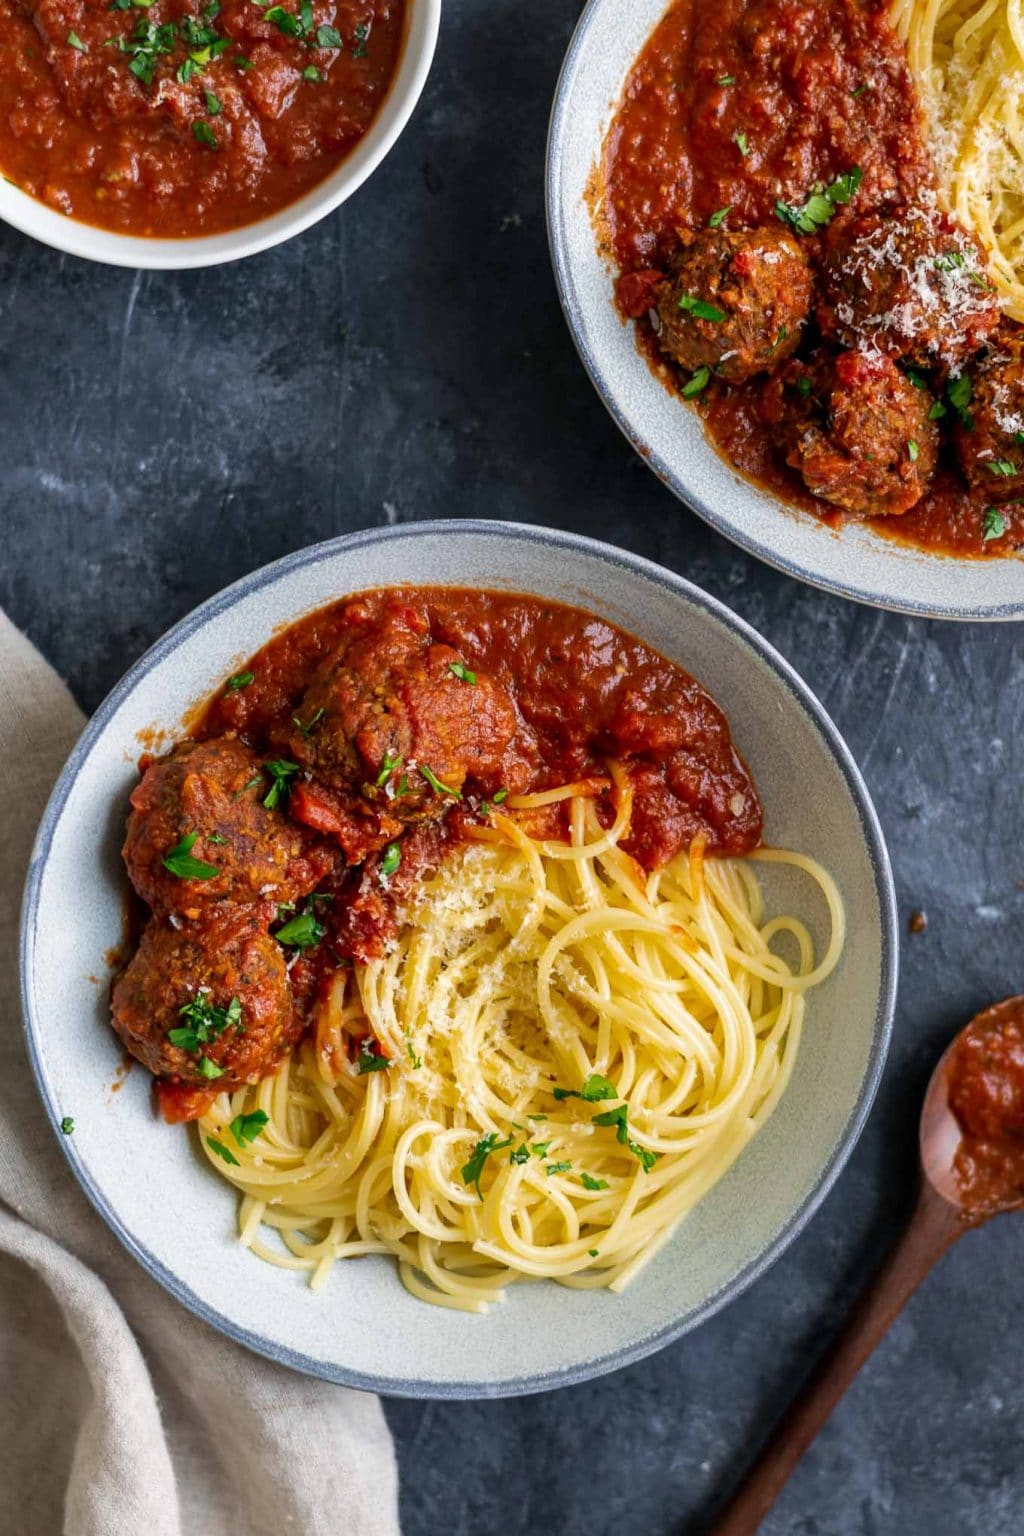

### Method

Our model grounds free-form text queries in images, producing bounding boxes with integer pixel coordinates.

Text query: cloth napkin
[0,609,401,1536]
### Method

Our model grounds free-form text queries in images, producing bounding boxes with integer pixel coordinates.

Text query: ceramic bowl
[21,521,897,1397]
[546,0,1024,621]
[0,0,440,270]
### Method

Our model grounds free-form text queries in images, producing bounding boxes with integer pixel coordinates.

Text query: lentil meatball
[953,326,1024,500]
[654,226,812,383]
[123,736,326,917]
[818,206,1000,372]
[110,906,297,1093]
[762,348,939,516]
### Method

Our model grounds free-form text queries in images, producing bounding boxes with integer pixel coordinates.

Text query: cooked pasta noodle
[891,0,1024,318]
[198,778,843,1312]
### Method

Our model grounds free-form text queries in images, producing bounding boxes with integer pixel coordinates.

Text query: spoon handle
[706,1180,963,1536]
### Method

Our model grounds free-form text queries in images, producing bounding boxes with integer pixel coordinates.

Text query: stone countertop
[2,3,1021,1532]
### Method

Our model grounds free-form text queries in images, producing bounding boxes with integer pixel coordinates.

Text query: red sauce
[0,0,404,237]
[948,998,1024,1216]
[602,0,1024,560]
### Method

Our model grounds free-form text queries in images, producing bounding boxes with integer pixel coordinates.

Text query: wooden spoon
[706,996,1024,1536]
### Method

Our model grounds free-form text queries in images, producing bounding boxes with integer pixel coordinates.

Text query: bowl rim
[545,0,1024,623]
[20,519,900,1398]
[0,0,441,271]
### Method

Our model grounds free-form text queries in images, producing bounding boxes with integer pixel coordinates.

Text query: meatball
[654,227,811,382]
[818,207,1000,372]
[762,348,939,516]
[124,736,326,917]
[111,906,297,1094]
[953,326,1024,500]
[285,603,520,818]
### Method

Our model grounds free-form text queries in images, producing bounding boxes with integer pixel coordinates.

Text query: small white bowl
[0,0,440,270]
[547,0,1024,621]
[21,521,897,1397]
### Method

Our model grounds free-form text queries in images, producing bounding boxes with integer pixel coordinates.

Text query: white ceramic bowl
[547,0,1024,621]
[21,521,897,1397]
[0,0,440,270]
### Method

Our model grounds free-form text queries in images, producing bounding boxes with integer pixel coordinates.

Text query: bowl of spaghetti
[21,521,897,1396]
[549,0,1024,619]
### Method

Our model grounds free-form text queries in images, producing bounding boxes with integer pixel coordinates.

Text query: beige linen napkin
[0,610,401,1536]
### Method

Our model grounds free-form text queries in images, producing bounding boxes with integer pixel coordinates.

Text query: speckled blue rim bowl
[21,521,898,1398]
[546,0,1024,621]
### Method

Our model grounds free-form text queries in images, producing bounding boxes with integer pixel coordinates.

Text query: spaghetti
[891,0,1024,319]
[197,774,843,1312]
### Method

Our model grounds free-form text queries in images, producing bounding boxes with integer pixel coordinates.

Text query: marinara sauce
[0,0,404,237]
[602,0,1024,559]
[948,997,1024,1217]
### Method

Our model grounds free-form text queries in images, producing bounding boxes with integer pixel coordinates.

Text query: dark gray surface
[2,2,1021,1532]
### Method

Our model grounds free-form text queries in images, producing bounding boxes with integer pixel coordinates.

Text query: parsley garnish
[356,1043,390,1074]
[162,830,219,880]
[588,1248,600,1257]
[851,81,868,96]
[419,764,461,798]
[375,750,403,786]
[907,440,919,463]
[581,1172,608,1190]
[228,670,254,689]
[928,400,947,421]
[449,661,477,685]
[733,131,750,157]
[303,64,322,81]
[379,842,402,880]
[352,21,368,55]
[406,1040,422,1069]
[204,89,222,115]
[553,1073,618,1102]
[60,1116,75,1135]
[461,1133,513,1199]
[982,507,1008,541]
[207,1135,240,1166]
[530,1141,551,1157]
[717,74,735,85]
[708,205,732,229]
[934,250,966,272]
[316,22,342,46]
[169,994,242,1053]
[492,787,509,804]
[947,374,973,427]
[193,120,218,149]
[262,759,299,810]
[292,705,324,737]
[113,18,176,86]
[904,367,927,390]
[546,1161,572,1176]
[682,365,711,399]
[197,1055,224,1079]
[987,459,1016,476]
[775,166,862,235]
[677,293,726,323]
[67,30,87,50]
[274,903,326,949]
[510,1144,531,1165]
[795,375,812,396]
[593,1104,629,1143]
[230,1109,269,1147]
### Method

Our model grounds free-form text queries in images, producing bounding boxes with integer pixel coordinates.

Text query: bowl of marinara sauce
[0,0,440,268]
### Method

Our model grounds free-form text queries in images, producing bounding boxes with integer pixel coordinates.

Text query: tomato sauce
[0,0,404,237]
[949,998,1024,1217]
[602,0,1024,560]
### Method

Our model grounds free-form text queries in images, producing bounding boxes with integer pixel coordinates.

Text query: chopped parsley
[60,1116,75,1135]
[708,205,732,229]
[987,459,1016,476]
[493,787,509,804]
[593,1103,629,1143]
[113,19,176,87]
[461,1132,513,1200]
[530,1141,551,1157]
[316,22,342,46]
[934,250,967,272]
[302,64,322,81]
[229,1109,269,1147]
[947,374,973,427]
[509,1144,531,1166]
[795,374,812,396]
[588,1248,600,1258]
[904,367,927,390]
[851,81,868,96]
[406,1040,422,1070]
[67,30,87,50]
[292,705,324,737]
[982,507,1008,541]
[204,89,222,115]
[733,130,750,158]
[449,661,477,685]
[682,365,711,400]
[356,1042,390,1074]
[717,73,735,85]
[379,842,401,880]
[193,120,218,149]
[553,1073,617,1103]
[677,293,726,323]
[274,903,326,949]
[227,670,254,689]
[162,830,219,881]
[376,750,403,786]
[581,1172,609,1191]
[169,994,242,1053]
[546,1162,573,1176]
[420,763,461,798]
[262,759,299,810]
[196,1055,225,1080]
[928,399,947,421]
[206,1135,240,1166]
[907,439,919,463]
[352,21,369,55]
[774,166,862,235]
